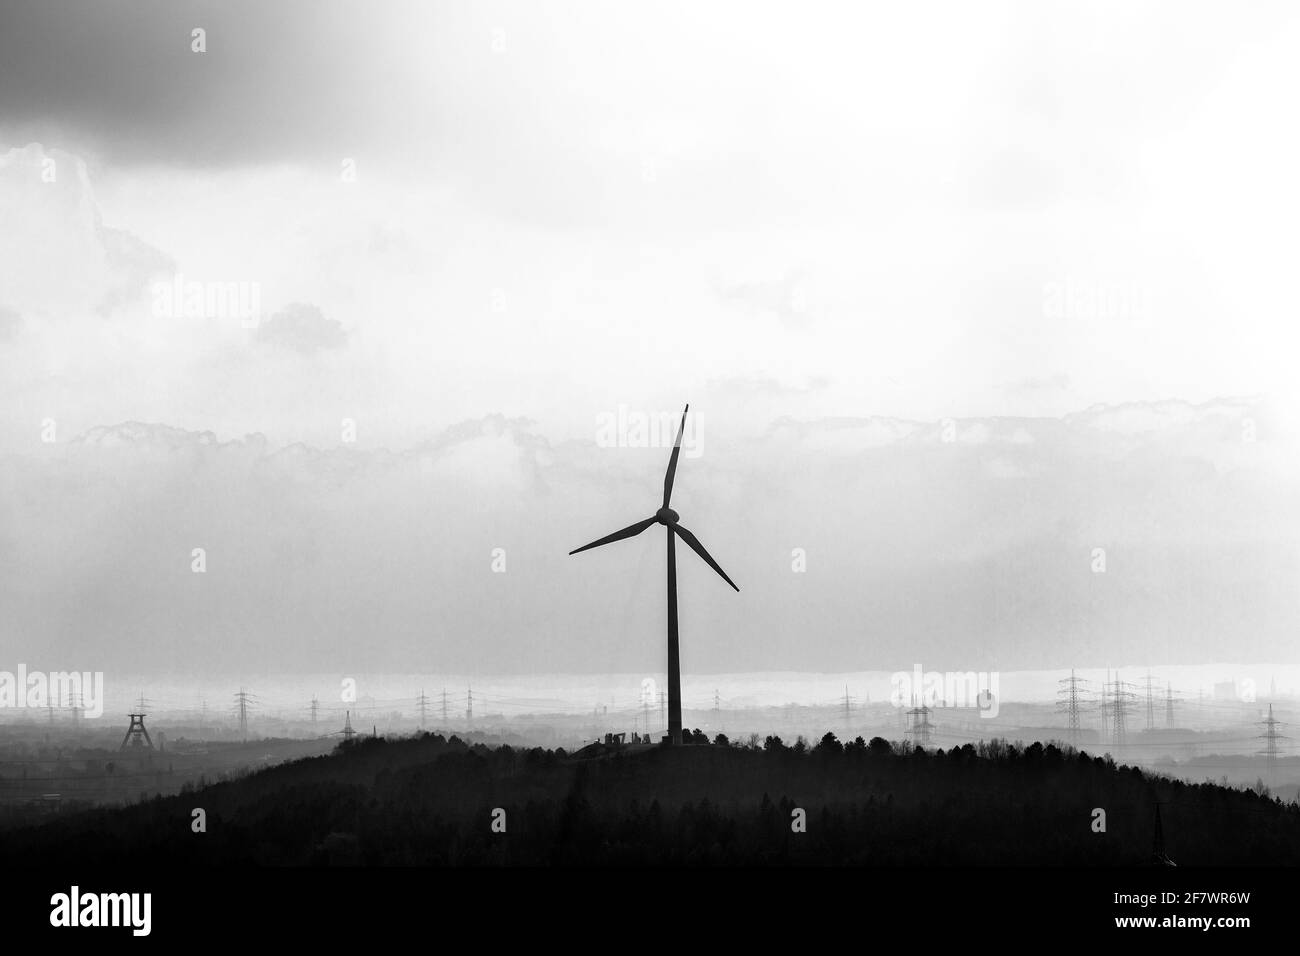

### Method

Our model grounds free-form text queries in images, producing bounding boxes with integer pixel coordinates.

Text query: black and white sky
[1,0,1297,675]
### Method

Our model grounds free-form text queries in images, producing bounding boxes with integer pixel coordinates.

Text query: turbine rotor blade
[673,524,739,591]
[662,404,689,508]
[569,516,658,555]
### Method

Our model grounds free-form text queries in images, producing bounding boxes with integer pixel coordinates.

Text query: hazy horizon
[6,665,1297,719]
[3,0,1299,683]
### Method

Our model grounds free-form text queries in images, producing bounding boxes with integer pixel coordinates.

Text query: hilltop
[5,732,1297,866]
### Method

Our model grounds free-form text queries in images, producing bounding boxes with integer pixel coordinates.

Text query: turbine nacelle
[655,507,680,526]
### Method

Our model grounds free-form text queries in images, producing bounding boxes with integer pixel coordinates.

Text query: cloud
[710,375,829,397]
[1004,373,1070,394]
[97,224,175,315]
[254,303,347,355]
[0,143,173,315]
[0,306,19,342]
[716,271,811,326]
[1,399,1294,676]
[0,0,424,166]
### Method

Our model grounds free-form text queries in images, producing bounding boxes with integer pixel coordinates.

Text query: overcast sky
[1,0,1297,676]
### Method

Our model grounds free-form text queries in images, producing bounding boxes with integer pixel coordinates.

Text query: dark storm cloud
[0,0,431,164]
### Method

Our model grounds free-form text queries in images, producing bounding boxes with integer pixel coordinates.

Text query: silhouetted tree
[816,732,843,755]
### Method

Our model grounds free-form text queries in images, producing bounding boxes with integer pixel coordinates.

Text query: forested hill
[6,733,1296,866]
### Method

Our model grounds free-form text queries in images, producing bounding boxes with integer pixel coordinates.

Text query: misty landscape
[2,0,1298,938]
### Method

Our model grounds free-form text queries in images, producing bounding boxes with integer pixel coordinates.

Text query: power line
[905,694,933,748]
[233,689,256,743]
[1098,670,1109,741]
[1102,673,1137,748]
[1141,672,1160,731]
[1258,703,1287,778]
[1056,669,1089,748]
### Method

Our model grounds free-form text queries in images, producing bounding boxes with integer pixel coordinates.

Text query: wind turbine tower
[569,405,739,745]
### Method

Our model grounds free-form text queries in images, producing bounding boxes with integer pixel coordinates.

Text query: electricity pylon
[1107,674,1137,748]
[1057,669,1089,748]
[1258,704,1286,776]
[1141,672,1160,731]
[906,695,933,748]
[1098,670,1110,742]
[233,689,255,743]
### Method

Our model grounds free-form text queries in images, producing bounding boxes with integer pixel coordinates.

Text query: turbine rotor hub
[656,507,680,526]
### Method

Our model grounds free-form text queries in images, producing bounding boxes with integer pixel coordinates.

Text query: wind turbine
[570,404,738,746]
